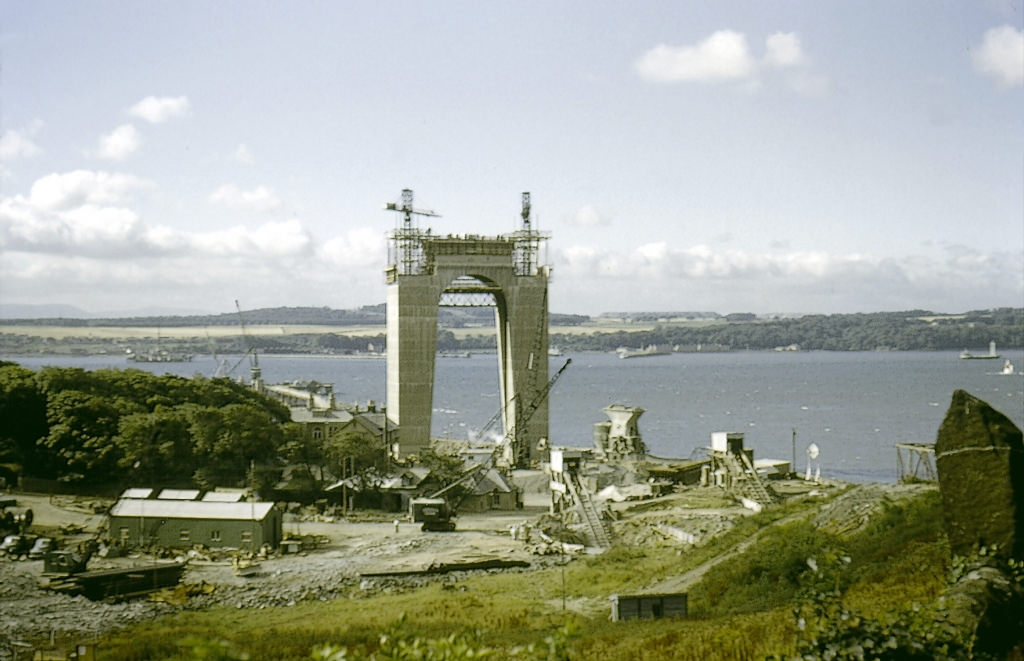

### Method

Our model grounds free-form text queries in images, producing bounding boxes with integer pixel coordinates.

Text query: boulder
[935,389,1024,561]
[940,564,1024,659]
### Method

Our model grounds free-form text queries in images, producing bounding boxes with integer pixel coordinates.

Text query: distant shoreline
[2,308,1021,355]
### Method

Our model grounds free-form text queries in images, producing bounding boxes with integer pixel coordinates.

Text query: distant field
[0,324,384,339]
[0,318,718,341]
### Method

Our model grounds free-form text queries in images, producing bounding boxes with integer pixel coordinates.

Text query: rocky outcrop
[935,390,1024,658]
[940,563,1024,659]
[935,389,1024,562]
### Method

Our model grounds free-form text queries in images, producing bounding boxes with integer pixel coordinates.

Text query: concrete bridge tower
[384,190,550,467]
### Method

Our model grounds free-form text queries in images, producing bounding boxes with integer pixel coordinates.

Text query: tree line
[1,308,1019,358]
[552,308,1024,353]
[0,361,293,492]
[0,361,486,503]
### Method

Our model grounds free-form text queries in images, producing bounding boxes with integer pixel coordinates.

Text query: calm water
[5,350,1023,484]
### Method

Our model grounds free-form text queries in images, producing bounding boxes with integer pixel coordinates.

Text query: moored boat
[617,344,672,359]
[960,341,999,360]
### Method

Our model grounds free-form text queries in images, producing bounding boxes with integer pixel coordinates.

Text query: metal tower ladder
[564,472,612,549]
[722,451,778,507]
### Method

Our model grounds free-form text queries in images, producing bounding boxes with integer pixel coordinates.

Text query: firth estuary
[6,349,1022,484]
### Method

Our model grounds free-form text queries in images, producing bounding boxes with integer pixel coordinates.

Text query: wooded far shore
[1,306,1020,356]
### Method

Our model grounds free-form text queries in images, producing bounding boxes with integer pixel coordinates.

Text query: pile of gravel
[0,561,174,655]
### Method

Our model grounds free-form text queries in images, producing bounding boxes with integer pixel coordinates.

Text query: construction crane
[205,328,232,377]
[230,300,261,386]
[384,188,440,277]
[413,358,571,531]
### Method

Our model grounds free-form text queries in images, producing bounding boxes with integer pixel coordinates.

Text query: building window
[210,530,221,542]
[241,531,253,545]
[313,427,323,440]
[119,527,130,541]
[179,529,191,542]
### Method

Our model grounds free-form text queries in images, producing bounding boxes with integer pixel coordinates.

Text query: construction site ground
[0,479,936,655]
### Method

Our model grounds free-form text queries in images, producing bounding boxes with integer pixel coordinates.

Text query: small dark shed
[610,592,688,622]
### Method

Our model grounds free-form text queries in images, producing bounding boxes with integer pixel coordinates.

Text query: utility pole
[791,428,797,478]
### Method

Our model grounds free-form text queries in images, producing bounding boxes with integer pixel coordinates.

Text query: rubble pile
[0,564,174,644]
[613,511,738,548]
[812,483,935,537]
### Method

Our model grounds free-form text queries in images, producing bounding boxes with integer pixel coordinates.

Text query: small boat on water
[960,341,1000,360]
[127,348,194,363]
[617,344,673,359]
[126,327,193,362]
[1001,359,1016,375]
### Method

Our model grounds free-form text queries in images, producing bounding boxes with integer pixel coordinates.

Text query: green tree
[281,422,329,487]
[0,362,49,473]
[42,391,140,483]
[191,403,282,488]
[115,406,197,486]
[324,426,389,489]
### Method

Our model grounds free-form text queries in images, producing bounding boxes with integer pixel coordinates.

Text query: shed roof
[471,468,513,495]
[201,491,245,502]
[110,499,275,521]
[158,489,201,500]
[289,406,354,424]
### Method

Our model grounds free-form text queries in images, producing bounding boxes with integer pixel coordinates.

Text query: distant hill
[0,303,95,319]
[0,304,591,328]
[0,305,386,327]
[0,303,217,320]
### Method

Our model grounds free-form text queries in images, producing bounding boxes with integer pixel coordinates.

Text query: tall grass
[96,489,948,661]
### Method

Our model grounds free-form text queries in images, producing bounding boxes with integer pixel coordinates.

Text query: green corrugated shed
[108,499,282,550]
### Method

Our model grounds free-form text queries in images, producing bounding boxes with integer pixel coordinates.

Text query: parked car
[0,534,33,557]
[28,536,55,559]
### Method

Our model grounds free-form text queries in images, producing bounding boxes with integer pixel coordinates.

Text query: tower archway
[384,191,549,467]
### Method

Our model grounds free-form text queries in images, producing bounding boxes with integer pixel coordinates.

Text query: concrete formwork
[384,193,549,466]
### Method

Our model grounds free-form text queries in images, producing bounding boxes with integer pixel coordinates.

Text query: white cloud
[1,172,316,264]
[0,171,381,311]
[95,124,142,160]
[28,170,151,211]
[2,197,145,257]
[635,30,756,83]
[0,121,44,159]
[208,184,281,212]
[233,143,256,164]
[128,95,191,123]
[972,25,1024,87]
[552,242,1022,313]
[194,219,312,257]
[764,32,804,68]
[320,227,385,268]
[570,204,610,227]
[635,30,826,95]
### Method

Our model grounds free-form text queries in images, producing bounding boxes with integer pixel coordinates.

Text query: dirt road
[1,492,548,652]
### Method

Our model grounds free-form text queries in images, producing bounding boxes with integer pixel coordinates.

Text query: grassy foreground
[97,489,950,661]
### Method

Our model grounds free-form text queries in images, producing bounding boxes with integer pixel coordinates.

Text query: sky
[1,1,1022,317]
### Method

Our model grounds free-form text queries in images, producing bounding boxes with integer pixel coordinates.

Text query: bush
[689,521,840,616]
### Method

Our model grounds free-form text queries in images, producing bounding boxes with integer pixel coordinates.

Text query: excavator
[411,359,571,531]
